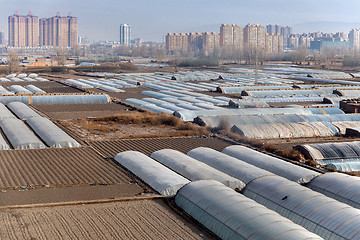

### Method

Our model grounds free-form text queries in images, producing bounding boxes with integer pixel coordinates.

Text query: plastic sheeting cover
[325,162,360,172]
[175,180,323,240]
[31,94,111,104]
[187,147,274,184]
[195,114,304,128]
[243,175,360,240]
[0,118,46,149]
[26,117,81,148]
[0,103,16,119]
[298,141,360,161]
[0,133,10,150]
[174,108,324,121]
[7,102,41,120]
[150,149,245,189]
[222,145,320,184]
[231,122,337,139]
[308,172,360,209]
[114,151,190,196]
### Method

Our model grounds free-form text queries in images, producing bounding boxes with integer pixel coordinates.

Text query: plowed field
[0,147,136,189]
[89,136,233,157]
[32,103,131,120]
[0,199,212,240]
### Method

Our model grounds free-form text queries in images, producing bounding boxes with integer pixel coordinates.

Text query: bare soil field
[0,184,144,206]
[89,136,233,158]
[0,147,138,189]
[0,199,213,240]
[32,103,132,120]
[33,103,131,113]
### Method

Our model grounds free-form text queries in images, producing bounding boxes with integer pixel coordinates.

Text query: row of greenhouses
[114,145,360,239]
[1,76,48,82]
[64,78,135,92]
[0,102,80,149]
[0,93,110,105]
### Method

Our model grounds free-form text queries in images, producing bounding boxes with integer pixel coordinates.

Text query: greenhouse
[0,103,16,119]
[308,172,360,209]
[187,147,273,184]
[228,99,269,108]
[174,108,326,122]
[195,114,305,128]
[175,180,323,240]
[297,141,360,163]
[325,162,360,172]
[217,85,292,94]
[0,86,13,95]
[7,102,41,120]
[332,121,360,135]
[222,145,320,184]
[150,149,245,189]
[26,117,81,148]
[0,134,10,150]
[31,94,111,104]
[230,122,337,139]
[242,89,327,98]
[114,151,190,196]
[0,118,47,149]
[24,85,46,94]
[243,175,360,240]
[9,85,32,94]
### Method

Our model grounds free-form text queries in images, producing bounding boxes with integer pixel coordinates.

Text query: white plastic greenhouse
[230,122,337,139]
[0,134,10,150]
[0,103,16,119]
[308,172,360,209]
[0,118,46,149]
[150,149,245,189]
[222,145,320,184]
[243,175,360,240]
[7,102,41,120]
[9,85,32,94]
[175,180,323,240]
[297,141,360,163]
[26,117,81,148]
[114,151,190,196]
[187,147,274,184]
[24,85,46,94]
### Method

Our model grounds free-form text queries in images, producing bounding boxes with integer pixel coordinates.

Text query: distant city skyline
[1,0,360,42]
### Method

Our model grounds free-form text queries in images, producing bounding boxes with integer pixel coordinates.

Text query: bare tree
[7,50,20,74]
[291,44,308,65]
[56,48,67,66]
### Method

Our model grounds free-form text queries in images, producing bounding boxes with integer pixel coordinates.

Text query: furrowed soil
[0,199,213,240]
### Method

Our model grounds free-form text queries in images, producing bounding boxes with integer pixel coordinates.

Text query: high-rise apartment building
[39,13,77,47]
[165,33,188,54]
[8,11,39,47]
[244,24,266,50]
[349,29,360,50]
[202,32,219,55]
[220,24,243,49]
[266,33,284,53]
[120,24,131,46]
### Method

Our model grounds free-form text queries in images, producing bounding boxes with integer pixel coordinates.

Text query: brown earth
[0,199,214,240]
[0,147,138,190]
[0,184,144,207]
[32,103,132,120]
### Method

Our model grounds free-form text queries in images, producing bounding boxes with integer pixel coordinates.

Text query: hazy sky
[2,0,360,42]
